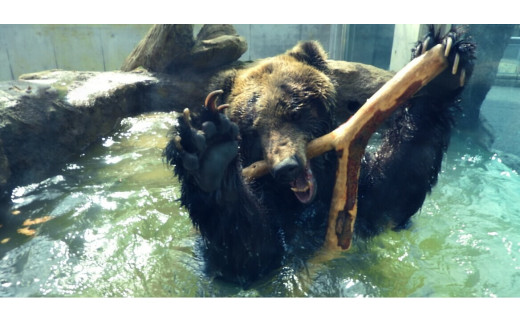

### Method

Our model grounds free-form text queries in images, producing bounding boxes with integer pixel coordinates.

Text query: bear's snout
[271,155,303,184]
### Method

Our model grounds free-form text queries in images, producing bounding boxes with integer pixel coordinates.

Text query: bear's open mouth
[290,162,317,204]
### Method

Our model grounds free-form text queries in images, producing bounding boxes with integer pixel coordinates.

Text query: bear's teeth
[290,182,310,192]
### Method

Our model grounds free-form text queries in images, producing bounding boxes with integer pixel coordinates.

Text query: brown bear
[164,26,475,285]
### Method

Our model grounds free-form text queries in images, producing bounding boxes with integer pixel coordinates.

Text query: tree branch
[242,44,449,250]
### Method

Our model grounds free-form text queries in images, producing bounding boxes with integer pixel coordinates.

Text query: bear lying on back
[164,26,475,285]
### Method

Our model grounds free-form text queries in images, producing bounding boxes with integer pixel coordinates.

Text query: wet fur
[164,27,475,285]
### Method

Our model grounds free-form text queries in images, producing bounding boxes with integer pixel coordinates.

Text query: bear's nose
[271,155,302,183]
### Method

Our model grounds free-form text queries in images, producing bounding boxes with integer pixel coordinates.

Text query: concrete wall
[234,24,395,69]
[0,25,152,80]
[346,24,395,70]
[1,24,401,81]
[233,24,334,61]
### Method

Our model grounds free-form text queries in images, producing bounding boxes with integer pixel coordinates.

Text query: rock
[121,25,195,73]
[0,139,9,187]
[328,60,394,121]
[499,152,520,173]
[196,24,239,41]
[0,66,245,200]
[121,24,247,74]
[479,85,520,171]
[458,24,516,130]
[0,70,159,200]
[186,24,247,70]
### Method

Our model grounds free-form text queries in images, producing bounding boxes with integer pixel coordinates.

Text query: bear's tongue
[290,163,317,204]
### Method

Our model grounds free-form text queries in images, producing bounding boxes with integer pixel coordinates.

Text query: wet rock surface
[458,24,516,130]
[480,86,520,171]
[0,70,159,199]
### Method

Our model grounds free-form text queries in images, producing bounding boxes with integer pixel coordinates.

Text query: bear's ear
[285,41,329,72]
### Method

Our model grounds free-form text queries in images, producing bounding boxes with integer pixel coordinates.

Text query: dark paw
[166,91,239,192]
[413,25,476,93]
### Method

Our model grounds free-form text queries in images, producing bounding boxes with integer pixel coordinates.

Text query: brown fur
[221,42,336,171]
[165,29,475,284]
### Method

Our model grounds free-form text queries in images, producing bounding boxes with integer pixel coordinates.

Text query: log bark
[242,44,449,251]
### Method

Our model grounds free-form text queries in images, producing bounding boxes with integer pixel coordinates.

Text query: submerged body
[164,26,475,285]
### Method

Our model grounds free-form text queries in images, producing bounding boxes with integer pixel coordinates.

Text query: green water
[0,112,519,297]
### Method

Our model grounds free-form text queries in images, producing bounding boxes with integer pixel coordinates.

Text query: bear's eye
[287,109,302,121]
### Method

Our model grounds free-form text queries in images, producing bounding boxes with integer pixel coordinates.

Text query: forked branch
[241,44,450,251]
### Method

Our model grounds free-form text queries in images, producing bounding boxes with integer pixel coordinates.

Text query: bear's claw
[444,36,453,57]
[412,25,475,95]
[452,52,460,75]
[171,90,240,192]
[205,89,230,114]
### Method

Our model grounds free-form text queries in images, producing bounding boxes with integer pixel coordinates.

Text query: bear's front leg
[164,92,284,284]
[355,25,476,237]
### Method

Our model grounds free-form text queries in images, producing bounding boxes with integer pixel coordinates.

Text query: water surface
[1,112,519,297]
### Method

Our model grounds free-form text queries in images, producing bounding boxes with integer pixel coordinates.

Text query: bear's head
[226,41,337,204]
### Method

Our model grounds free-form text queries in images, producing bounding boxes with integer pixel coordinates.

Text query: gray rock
[458,24,516,130]
[0,138,9,187]
[328,60,394,121]
[187,24,247,70]
[121,24,247,74]
[121,25,195,73]
[0,69,159,199]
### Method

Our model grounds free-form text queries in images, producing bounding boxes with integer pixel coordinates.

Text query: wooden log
[241,44,449,251]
